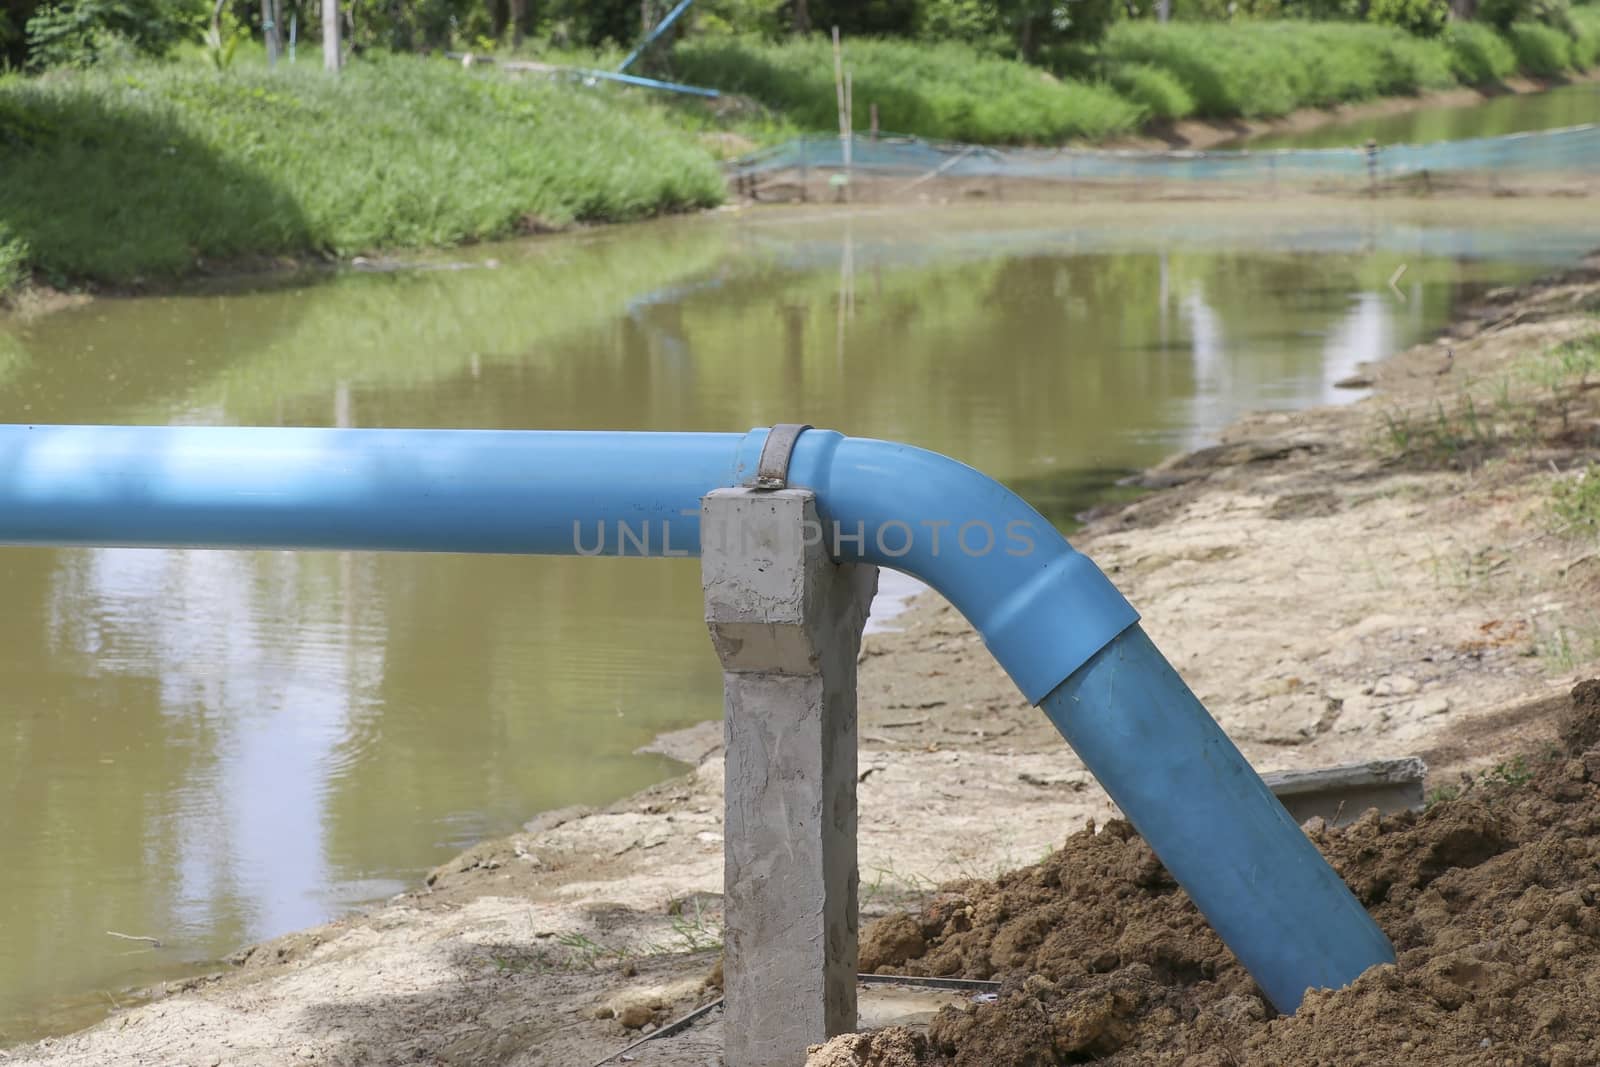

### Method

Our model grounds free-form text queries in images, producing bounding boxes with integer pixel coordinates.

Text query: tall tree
[260,0,278,62]
[322,0,338,69]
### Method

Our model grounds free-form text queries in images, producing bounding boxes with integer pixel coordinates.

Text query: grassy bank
[0,55,724,293]
[4,12,1598,300]
[674,13,1600,139]
[673,37,1142,144]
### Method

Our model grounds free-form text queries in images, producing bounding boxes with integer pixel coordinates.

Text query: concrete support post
[701,488,877,1067]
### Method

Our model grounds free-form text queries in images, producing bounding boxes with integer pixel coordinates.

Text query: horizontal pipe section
[0,425,1133,702]
[1042,626,1396,1012]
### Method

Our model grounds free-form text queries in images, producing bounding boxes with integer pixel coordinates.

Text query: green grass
[0,53,725,291]
[1108,61,1197,120]
[1509,20,1578,74]
[0,228,26,295]
[671,19,1600,140]
[672,36,1143,143]
[1444,22,1520,83]
[5,14,1600,298]
[1571,5,1600,67]
[1552,463,1600,532]
[1095,17,1599,118]
[1102,21,1457,118]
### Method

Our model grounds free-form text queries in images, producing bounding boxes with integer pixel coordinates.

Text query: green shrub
[674,36,1142,142]
[1108,61,1195,120]
[1104,23,1294,116]
[1444,21,1518,82]
[1480,0,1576,29]
[918,0,1007,45]
[25,0,203,68]
[1479,0,1531,28]
[1001,0,1121,54]
[0,56,724,286]
[1509,19,1575,72]
[1359,23,1457,90]
[0,227,27,297]
[1571,5,1600,65]
[1366,0,1449,37]
[1168,0,1288,16]
[695,0,788,38]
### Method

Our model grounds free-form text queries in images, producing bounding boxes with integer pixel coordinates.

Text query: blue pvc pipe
[618,0,696,73]
[0,423,1394,1008]
[1042,627,1395,1012]
[574,67,719,98]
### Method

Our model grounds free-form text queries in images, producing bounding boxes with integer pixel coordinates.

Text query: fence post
[702,487,878,1067]
[1366,139,1379,198]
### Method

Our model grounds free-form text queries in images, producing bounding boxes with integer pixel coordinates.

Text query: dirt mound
[807,1031,930,1067]
[832,680,1600,1066]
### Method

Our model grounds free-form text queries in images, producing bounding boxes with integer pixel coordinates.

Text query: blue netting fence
[729,123,1600,200]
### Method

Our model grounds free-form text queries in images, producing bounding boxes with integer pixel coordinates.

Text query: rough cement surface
[706,489,876,1064]
[10,267,1600,1066]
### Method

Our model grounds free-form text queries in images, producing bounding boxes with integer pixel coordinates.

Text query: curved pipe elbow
[745,429,1139,703]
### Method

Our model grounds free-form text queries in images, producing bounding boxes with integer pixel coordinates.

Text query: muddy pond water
[1246,81,1599,149]
[3,199,1599,1041]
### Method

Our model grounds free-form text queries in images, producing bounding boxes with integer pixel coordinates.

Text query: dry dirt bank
[10,265,1600,1067]
[818,680,1600,1067]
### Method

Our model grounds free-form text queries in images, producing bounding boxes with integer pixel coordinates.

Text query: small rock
[1412,695,1451,718]
[1374,675,1421,697]
[1209,994,1267,1024]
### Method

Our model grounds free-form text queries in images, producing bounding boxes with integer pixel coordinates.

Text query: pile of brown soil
[823,681,1600,1067]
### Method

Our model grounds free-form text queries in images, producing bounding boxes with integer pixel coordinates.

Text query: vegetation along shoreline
[3,0,1600,304]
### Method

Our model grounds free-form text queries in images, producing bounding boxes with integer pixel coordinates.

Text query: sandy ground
[10,264,1600,1067]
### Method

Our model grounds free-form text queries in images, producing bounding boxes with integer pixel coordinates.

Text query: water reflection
[1244,83,1600,150]
[2,202,1597,1040]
